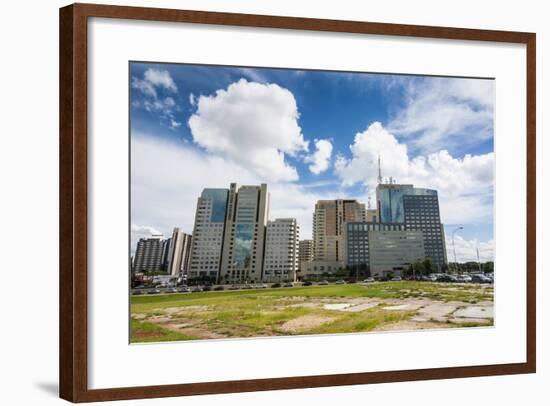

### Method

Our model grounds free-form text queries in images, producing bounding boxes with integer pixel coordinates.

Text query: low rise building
[300,260,345,280]
[369,229,425,277]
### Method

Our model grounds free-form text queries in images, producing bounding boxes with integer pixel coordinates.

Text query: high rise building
[299,239,314,263]
[219,183,270,283]
[376,183,447,270]
[188,189,229,280]
[133,235,165,273]
[376,183,415,223]
[313,199,366,262]
[403,194,448,268]
[263,218,299,282]
[160,237,171,271]
[298,239,314,279]
[166,227,193,276]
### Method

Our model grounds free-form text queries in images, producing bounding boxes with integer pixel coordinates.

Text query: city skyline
[131,62,495,263]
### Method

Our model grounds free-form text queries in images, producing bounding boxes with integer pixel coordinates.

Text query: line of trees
[401,259,494,278]
[447,261,494,273]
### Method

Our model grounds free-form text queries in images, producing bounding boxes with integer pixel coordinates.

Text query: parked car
[259,284,268,289]
[213,285,224,291]
[202,285,212,292]
[191,287,202,293]
[471,274,492,284]
[318,280,329,285]
[166,287,178,294]
[177,286,191,293]
[457,274,472,283]
[302,281,313,286]
[335,280,346,285]
[271,283,282,288]
[147,288,160,295]
[362,277,375,283]
[283,283,293,287]
[228,285,240,290]
[436,274,458,283]
[132,290,144,295]
[390,276,402,282]
[242,285,253,290]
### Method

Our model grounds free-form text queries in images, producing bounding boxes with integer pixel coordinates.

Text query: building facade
[219,183,270,284]
[263,218,299,282]
[300,260,345,280]
[188,189,229,280]
[343,222,406,271]
[369,229,425,277]
[313,199,366,263]
[403,194,448,269]
[133,235,165,273]
[366,208,379,223]
[376,183,447,270]
[166,227,193,276]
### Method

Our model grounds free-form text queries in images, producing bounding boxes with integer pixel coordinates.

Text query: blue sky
[130,62,495,262]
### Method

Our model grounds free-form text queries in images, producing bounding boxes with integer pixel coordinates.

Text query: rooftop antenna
[377,155,382,185]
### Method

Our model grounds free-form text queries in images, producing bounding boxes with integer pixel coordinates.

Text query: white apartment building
[263,218,299,282]
[166,227,193,276]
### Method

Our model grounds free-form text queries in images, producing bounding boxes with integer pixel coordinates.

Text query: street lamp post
[451,226,464,274]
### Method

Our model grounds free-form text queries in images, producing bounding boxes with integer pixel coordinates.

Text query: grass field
[130,282,494,343]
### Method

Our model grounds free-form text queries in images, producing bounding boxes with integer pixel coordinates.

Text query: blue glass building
[376,184,447,270]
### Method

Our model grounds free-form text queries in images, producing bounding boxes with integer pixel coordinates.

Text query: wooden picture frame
[59,3,536,402]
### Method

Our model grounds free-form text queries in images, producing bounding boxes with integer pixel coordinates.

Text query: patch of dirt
[132,330,163,339]
[148,315,172,323]
[162,306,209,314]
[373,320,446,332]
[286,302,320,309]
[280,315,337,333]
[161,322,227,339]
[131,313,147,320]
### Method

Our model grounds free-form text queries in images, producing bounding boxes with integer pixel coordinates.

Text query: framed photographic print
[59,3,536,402]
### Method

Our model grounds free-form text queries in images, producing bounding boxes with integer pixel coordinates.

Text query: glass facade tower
[376,183,447,270]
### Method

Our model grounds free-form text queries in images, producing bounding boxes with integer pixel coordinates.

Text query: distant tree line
[447,261,494,273]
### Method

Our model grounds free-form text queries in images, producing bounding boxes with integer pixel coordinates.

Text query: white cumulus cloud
[130,224,164,255]
[131,134,336,248]
[188,79,309,182]
[305,139,333,174]
[447,235,494,263]
[335,121,494,225]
